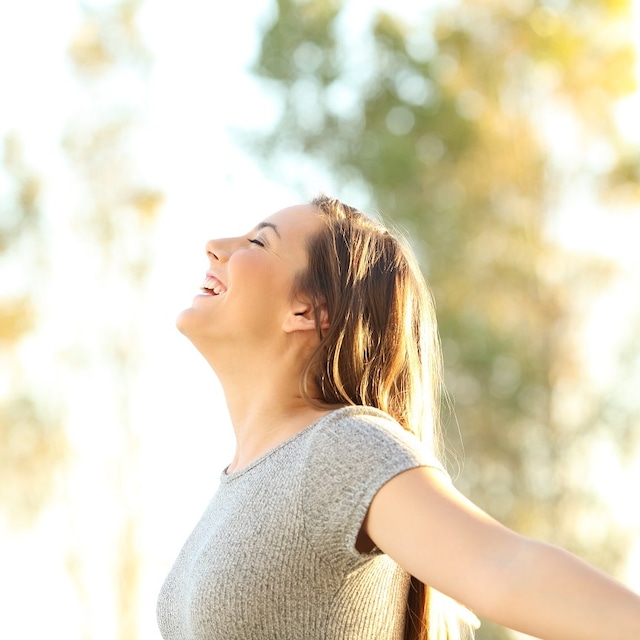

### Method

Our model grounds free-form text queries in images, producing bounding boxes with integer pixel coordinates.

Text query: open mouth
[201,276,226,296]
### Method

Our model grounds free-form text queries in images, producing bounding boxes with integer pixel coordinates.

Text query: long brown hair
[296,195,477,640]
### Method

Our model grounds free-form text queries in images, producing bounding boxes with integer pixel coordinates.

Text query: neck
[224,389,329,474]
[201,340,332,474]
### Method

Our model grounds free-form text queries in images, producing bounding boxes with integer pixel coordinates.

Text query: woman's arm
[363,466,640,640]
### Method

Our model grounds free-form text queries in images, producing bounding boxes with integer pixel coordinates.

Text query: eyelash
[248,237,265,247]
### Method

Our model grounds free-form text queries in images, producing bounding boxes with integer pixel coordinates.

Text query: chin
[175,306,196,337]
[175,306,214,352]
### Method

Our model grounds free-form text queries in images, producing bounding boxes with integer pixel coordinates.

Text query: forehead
[261,204,322,240]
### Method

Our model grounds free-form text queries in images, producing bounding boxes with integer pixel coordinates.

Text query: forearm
[480,536,640,640]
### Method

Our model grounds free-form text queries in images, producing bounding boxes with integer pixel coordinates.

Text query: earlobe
[316,303,330,332]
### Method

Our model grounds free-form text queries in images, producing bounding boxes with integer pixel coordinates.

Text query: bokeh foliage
[243,1,640,637]
[63,3,161,639]
[1,1,160,638]
[0,133,68,527]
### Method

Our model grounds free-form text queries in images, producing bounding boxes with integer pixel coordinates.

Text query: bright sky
[0,1,639,639]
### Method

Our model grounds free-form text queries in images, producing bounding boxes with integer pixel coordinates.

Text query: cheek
[230,254,292,304]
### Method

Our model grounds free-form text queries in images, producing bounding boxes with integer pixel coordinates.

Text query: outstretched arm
[363,466,640,640]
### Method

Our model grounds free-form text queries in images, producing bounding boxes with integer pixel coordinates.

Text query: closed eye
[248,237,265,247]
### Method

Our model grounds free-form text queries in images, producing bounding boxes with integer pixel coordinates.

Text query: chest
[157,471,332,639]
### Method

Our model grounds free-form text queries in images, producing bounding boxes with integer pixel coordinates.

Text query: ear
[283,299,330,334]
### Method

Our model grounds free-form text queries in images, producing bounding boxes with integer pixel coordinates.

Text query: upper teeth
[202,276,225,295]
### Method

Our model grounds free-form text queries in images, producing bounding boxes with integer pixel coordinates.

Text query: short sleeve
[300,406,446,569]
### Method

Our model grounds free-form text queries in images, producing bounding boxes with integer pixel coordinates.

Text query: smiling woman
[158,195,640,640]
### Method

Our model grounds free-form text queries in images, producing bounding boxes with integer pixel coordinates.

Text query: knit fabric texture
[157,405,444,640]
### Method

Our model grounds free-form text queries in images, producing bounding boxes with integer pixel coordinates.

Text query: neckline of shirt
[219,405,379,483]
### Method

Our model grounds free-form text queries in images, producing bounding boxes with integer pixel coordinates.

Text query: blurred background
[1,1,639,639]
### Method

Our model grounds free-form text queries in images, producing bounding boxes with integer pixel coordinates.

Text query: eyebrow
[255,221,281,238]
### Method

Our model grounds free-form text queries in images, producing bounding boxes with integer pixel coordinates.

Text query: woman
[157,195,640,639]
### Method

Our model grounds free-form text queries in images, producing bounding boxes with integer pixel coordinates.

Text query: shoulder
[308,405,439,463]
[302,405,444,486]
[299,405,444,562]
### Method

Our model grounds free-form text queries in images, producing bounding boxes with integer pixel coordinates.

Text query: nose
[205,237,230,263]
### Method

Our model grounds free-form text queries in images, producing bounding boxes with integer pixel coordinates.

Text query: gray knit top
[157,405,444,640]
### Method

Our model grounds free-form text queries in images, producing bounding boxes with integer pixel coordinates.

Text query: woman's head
[179,194,443,447]
[177,203,325,356]
[297,195,443,447]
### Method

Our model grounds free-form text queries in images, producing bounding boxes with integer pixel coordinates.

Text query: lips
[200,274,227,296]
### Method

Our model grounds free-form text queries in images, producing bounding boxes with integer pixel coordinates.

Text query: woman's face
[176,204,323,351]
